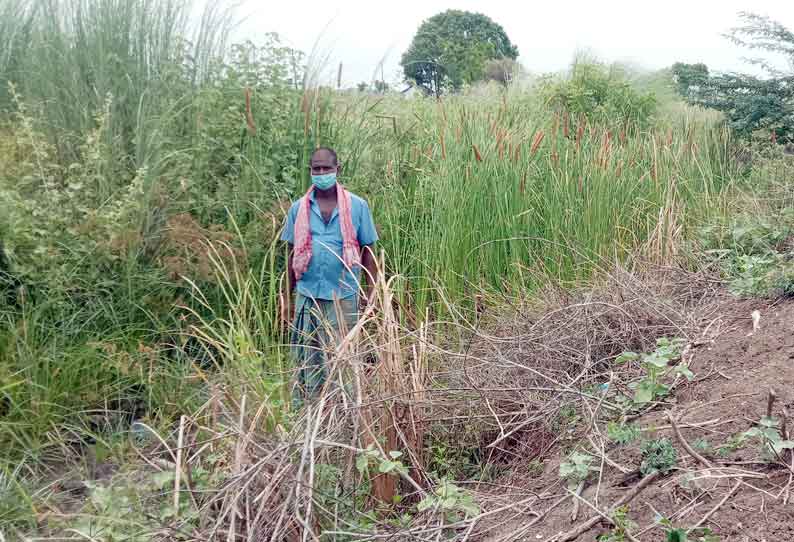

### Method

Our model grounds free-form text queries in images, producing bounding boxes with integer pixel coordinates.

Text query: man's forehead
[310,150,335,164]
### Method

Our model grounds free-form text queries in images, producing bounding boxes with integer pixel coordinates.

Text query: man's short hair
[311,146,338,165]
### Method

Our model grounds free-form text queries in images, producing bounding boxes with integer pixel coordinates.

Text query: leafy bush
[617,338,693,407]
[540,59,656,128]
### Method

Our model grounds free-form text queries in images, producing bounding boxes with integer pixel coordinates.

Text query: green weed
[617,337,693,407]
[640,438,678,475]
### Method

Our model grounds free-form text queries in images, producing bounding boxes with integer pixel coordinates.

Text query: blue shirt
[281,190,378,300]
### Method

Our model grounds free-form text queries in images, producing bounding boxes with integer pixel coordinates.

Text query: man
[280,147,378,399]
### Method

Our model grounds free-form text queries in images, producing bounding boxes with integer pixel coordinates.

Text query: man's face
[310,151,338,176]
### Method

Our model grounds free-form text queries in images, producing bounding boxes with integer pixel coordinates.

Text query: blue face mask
[311,172,337,190]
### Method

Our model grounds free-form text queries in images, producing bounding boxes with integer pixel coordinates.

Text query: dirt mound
[482,295,794,541]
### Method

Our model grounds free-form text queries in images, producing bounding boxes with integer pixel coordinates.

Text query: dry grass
[112,261,730,541]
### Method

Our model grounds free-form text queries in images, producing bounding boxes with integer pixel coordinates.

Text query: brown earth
[481,295,794,542]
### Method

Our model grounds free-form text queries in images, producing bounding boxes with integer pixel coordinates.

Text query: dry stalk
[173,415,186,517]
[766,388,777,419]
[569,480,586,522]
[566,488,641,542]
[688,480,741,533]
[551,471,660,542]
[668,411,713,469]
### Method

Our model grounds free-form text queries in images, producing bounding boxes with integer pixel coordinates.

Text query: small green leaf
[633,380,656,404]
[378,460,396,474]
[772,440,794,453]
[356,454,369,474]
[417,496,434,512]
[442,496,458,508]
[674,363,695,381]
[152,470,176,489]
[760,416,779,428]
[644,352,670,369]
[616,352,639,364]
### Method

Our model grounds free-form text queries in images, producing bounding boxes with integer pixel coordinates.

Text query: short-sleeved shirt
[281,190,378,300]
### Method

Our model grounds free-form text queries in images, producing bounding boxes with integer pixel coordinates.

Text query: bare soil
[482,294,794,542]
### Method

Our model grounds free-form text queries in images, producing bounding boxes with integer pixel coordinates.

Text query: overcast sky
[238,0,794,88]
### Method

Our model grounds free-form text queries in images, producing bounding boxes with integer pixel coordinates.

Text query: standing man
[280,147,378,399]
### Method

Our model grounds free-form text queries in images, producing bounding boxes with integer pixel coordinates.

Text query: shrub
[540,59,656,128]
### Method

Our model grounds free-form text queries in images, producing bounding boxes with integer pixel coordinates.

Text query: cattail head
[771,130,778,144]
[530,130,545,155]
[600,130,612,169]
[513,142,521,163]
[576,122,585,150]
[472,144,483,162]
[495,129,504,148]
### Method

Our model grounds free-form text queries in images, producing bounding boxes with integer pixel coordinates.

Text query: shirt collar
[308,190,339,222]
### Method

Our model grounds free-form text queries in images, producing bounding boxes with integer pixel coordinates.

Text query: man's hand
[280,292,292,331]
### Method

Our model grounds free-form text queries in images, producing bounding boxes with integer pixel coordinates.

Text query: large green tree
[676,13,794,141]
[401,10,518,96]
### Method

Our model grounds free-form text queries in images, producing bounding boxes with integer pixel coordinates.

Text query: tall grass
[352,93,737,313]
[0,0,233,165]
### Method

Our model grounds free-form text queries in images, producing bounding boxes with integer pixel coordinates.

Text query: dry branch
[689,480,741,532]
[552,471,660,542]
[668,411,713,469]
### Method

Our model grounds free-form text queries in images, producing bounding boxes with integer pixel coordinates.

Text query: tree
[374,80,390,93]
[401,10,518,96]
[484,58,521,88]
[680,13,794,141]
[671,62,709,99]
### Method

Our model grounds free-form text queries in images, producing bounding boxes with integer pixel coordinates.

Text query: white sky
[237,0,794,88]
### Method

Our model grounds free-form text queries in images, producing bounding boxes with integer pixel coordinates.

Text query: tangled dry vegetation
[61,259,794,542]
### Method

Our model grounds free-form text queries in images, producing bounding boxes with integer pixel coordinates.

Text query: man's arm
[356,199,379,306]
